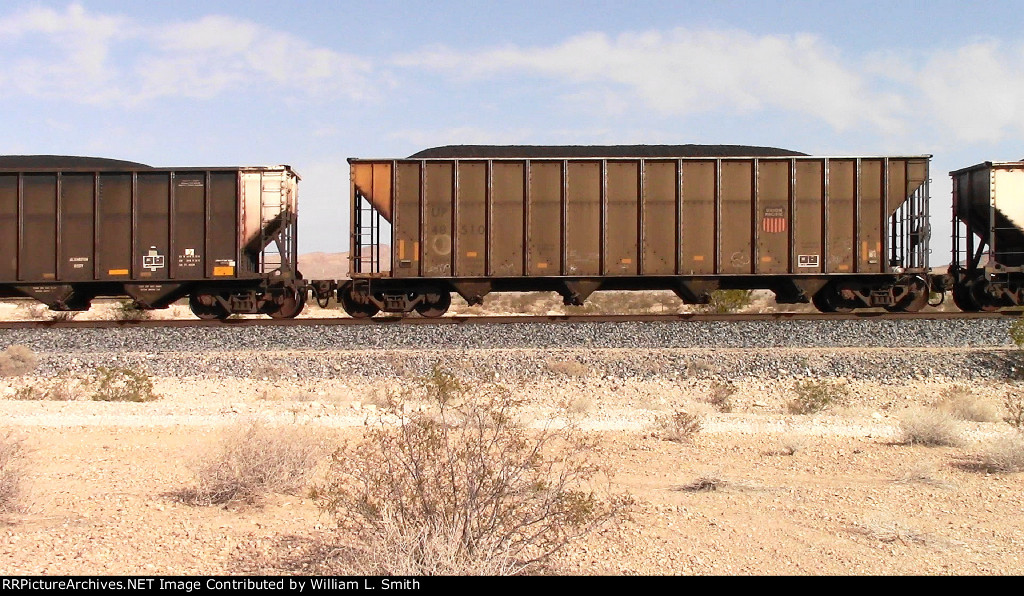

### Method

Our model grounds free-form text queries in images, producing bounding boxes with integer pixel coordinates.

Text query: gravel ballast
[2,318,1022,381]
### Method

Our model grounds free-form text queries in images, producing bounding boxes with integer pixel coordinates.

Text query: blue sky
[3,1,1024,263]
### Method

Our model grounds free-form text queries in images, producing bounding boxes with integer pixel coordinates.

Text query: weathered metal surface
[0,161,299,309]
[350,155,929,280]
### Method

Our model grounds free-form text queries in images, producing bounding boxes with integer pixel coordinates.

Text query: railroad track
[0,310,1021,330]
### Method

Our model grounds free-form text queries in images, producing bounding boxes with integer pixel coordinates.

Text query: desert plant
[785,379,849,415]
[314,368,630,576]
[935,385,999,422]
[679,475,725,492]
[656,409,702,443]
[1004,393,1024,432]
[187,421,325,506]
[114,299,150,321]
[777,434,808,456]
[706,382,736,413]
[0,345,38,377]
[1010,319,1024,348]
[13,377,78,401]
[545,359,591,378]
[91,366,158,402]
[705,289,753,314]
[898,407,961,447]
[978,434,1024,472]
[0,431,26,512]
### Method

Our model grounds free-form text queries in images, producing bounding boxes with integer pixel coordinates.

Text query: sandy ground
[0,364,1022,576]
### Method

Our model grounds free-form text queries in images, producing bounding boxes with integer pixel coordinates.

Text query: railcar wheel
[951,283,980,312]
[339,287,379,318]
[812,289,835,313]
[885,278,929,313]
[189,294,229,320]
[268,287,306,319]
[414,289,451,318]
[816,283,856,313]
[970,282,1001,312]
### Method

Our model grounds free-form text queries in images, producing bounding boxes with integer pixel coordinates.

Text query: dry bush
[935,386,999,422]
[314,367,630,576]
[678,475,725,492]
[706,382,736,413]
[856,515,928,545]
[544,359,590,378]
[13,376,79,401]
[656,409,702,443]
[114,299,151,321]
[978,435,1024,473]
[566,395,594,415]
[704,289,753,314]
[1004,393,1024,432]
[898,407,962,447]
[0,431,26,513]
[777,434,808,456]
[186,421,325,506]
[0,345,38,377]
[254,362,290,381]
[785,379,849,415]
[91,366,158,402]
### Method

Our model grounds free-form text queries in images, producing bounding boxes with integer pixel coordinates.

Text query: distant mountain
[298,247,390,279]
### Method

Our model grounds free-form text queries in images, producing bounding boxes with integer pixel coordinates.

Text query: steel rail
[0,310,1021,330]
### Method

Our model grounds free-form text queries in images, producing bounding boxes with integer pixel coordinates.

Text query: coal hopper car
[335,145,932,316]
[948,160,1024,311]
[0,156,303,319]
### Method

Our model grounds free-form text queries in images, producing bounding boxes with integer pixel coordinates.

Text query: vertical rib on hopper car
[341,148,932,317]
[0,159,304,319]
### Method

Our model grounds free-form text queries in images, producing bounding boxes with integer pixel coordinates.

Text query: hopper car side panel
[0,166,302,317]
[345,156,931,316]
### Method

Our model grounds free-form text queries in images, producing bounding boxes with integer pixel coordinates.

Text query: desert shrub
[935,385,999,422]
[706,382,736,413]
[114,300,150,321]
[978,434,1024,472]
[566,395,594,415]
[1010,319,1024,348]
[187,421,325,506]
[777,434,808,456]
[13,376,78,401]
[1004,393,1024,431]
[314,368,630,576]
[254,362,290,381]
[706,290,753,314]
[544,360,590,378]
[91,366,158,402]
[0,345,38,377]
[679,475,724,492]
[785,379,849,415]
[656,409,702,443]
[0,431,26,512]
[898,407,961,447]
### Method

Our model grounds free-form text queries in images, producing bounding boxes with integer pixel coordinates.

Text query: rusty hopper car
[948,160,1024,311]
[0,157,303,319]
[337,146,931,316]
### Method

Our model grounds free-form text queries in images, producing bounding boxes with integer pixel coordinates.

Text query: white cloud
[0,3,372,106]
[915,41,1024,144]
[397,29,908,135]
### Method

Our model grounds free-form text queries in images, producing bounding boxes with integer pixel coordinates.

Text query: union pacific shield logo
[762,207,787,233]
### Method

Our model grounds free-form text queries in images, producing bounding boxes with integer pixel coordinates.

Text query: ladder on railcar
[352,191,382,274]
[258,171,297,277]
